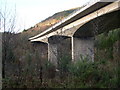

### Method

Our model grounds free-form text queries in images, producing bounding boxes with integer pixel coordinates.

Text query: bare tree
[0,0,17,78]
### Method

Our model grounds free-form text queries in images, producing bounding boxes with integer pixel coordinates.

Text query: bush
[96,28,120,49]
[67,57,118,88]
[58,56,71,73]
[43,60,56,79]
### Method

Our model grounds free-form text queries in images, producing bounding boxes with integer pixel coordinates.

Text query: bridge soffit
[71,1,120,37]
[73,10,120,37]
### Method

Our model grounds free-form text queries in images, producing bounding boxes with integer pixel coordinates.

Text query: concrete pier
[48,43,58,66]
[48,36,71,67]
[72,37,94,62]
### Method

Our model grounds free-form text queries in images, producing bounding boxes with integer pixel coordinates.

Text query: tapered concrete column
[72,37,94,62]
[48,43,58,66]
[48,36,71,67]
[32,42,48,61]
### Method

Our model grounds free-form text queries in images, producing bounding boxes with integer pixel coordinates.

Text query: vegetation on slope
[1,3,119,88]
[2,28,120,88]
[22,6,84,38]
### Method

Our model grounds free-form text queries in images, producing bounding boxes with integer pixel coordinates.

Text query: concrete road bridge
[29,0,120,66]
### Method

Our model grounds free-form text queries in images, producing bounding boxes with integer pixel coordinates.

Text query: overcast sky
[0,0,90,32]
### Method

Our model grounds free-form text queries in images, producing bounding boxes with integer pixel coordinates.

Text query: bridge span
[29,0,120,66]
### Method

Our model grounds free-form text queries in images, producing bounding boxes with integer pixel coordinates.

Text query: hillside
[22,6,84,37]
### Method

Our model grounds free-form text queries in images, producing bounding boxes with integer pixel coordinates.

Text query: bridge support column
[48,36,71,67]
[72,37,94,62]
[48,43,58,66]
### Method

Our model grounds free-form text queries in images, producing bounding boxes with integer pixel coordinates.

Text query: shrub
[58,56,71,73]
[67,57,118,88]
[43,60,56,79]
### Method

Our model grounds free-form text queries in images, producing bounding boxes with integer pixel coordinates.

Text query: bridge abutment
[72,37,94,62]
